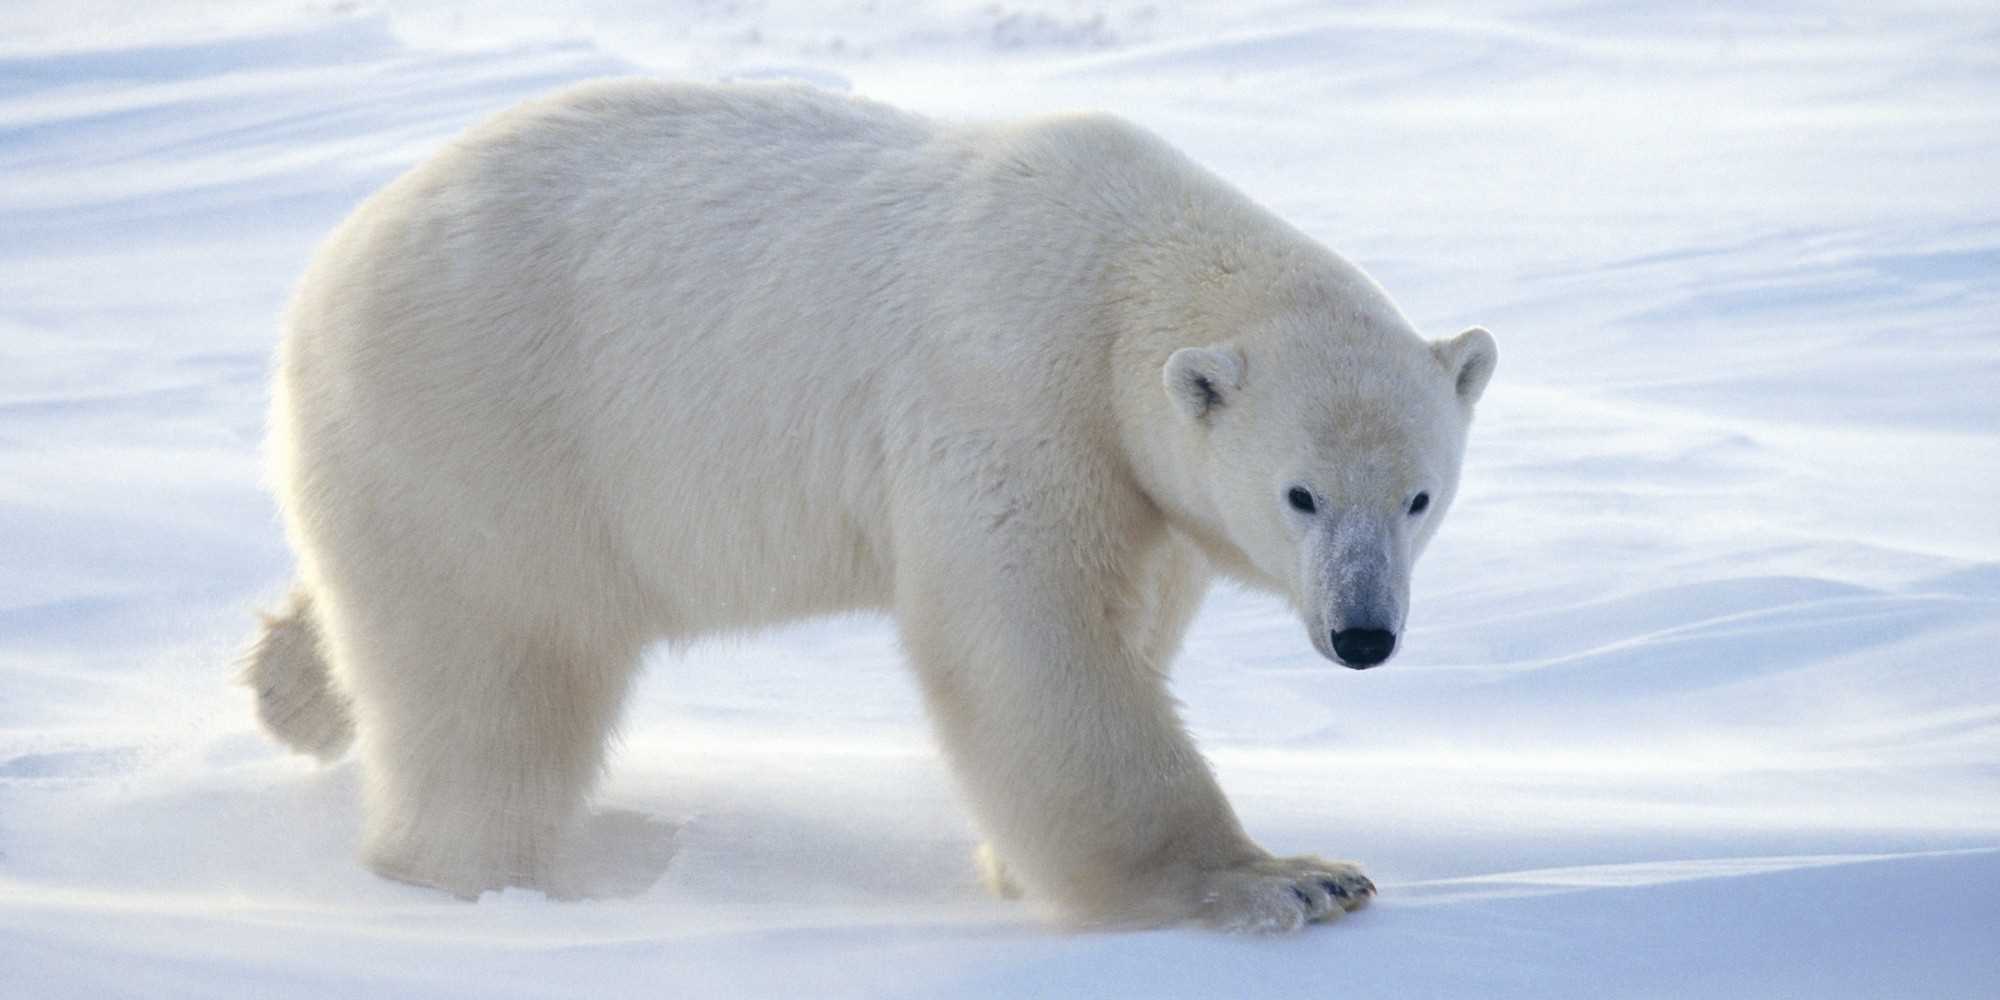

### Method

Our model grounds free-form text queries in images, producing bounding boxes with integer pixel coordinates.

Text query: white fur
[250,80,1494,930]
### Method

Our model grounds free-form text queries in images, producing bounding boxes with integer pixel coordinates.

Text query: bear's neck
[1102,192,1324,548]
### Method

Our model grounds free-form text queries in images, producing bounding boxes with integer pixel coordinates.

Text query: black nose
[1331,628,1396,669]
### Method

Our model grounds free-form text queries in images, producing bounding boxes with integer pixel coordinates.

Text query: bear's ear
[1163,345,1245,421]
[1435,326,1498,407]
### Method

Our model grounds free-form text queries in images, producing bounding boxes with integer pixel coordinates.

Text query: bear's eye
[1408,492,1430,516]
[1286,487,1317,515]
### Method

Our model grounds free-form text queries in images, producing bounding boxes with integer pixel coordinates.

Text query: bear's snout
[1330,628,1396,669]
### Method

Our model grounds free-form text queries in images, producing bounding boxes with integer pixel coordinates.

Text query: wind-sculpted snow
[2,4,1997,997]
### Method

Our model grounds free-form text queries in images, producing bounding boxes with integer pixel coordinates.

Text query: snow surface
[3,3,1998,997]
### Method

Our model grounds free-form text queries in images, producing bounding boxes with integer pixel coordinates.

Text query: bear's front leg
[897,539,1374,931]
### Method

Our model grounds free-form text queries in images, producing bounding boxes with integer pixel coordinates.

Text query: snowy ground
[4,3,1998,997]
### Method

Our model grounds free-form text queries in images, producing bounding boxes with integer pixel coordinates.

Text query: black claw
[1291,886,1312,908]
[1320,879,1350,899]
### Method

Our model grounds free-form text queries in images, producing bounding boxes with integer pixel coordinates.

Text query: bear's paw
[1191,856,1375,933]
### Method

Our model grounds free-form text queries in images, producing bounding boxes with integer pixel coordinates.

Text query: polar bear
[243,80,1496,932]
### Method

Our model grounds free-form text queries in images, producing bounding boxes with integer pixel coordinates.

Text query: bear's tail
[240,585,354,761]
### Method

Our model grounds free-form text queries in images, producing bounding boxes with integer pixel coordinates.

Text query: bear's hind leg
[327,595,638,899]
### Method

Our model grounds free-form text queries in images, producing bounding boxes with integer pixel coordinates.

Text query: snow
[3,3,1997,996]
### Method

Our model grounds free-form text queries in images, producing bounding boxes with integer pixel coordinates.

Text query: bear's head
[1158,314,1496,670]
